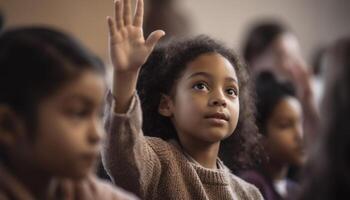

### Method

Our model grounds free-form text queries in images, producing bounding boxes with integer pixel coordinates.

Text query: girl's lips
[81,151,99,163]
[204,112,229,121]
[204,112,230,126]
[205,118,227,126]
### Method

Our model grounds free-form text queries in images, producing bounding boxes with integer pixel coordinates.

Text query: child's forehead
[182,53,238,80]
[44,71,106,105]
[271,97,302,119]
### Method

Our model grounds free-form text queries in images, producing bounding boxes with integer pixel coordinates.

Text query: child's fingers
[133,0,143,27]
[60,179,74,199]
[145,30,165,50]
[107,17,117,36]
[107,17,122,45]
[114,0,124,30]
[74,181,95,200]
[123,0,132,25]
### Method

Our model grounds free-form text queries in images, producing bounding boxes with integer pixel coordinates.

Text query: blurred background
[2,0,349,64]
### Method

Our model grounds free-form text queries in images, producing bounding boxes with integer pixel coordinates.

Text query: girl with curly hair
[102,0,263,199]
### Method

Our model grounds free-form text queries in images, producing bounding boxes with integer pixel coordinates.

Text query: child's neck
[8,161,52,199]
[179,138,220,169]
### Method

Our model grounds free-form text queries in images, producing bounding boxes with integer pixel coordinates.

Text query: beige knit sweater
[0,163,138,200]
[102,92,263,200]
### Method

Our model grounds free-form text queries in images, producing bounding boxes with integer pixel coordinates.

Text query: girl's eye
[226,88,238,97]
[277,121,293,129]
[193,83,209,91]
[71,110,90,118]
[65,107,91,119]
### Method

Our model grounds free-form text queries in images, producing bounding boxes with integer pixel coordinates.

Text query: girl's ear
[158,94,174,117]
[0,106,25,147]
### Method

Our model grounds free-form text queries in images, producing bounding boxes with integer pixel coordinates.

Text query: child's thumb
[145,30,165,50]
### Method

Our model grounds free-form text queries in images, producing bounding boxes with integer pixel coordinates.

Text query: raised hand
[107,0,165,113]
[107,0,165,73]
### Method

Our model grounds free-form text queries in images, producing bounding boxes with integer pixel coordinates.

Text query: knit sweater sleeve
[101,91,162,198]
[55,175,140,200]
[80,176,140,200]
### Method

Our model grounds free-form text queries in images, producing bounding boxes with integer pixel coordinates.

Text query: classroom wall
[182,0,350,62]
[2,0,350,63]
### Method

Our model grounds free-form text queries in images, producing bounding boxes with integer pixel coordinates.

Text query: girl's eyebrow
[187,72,238,83]
[63,94,95,106]
[225,77,238,84]
[187,72,212,80]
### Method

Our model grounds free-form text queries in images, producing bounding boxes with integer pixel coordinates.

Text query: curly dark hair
[255,72,296,136]
[137,35,264,172]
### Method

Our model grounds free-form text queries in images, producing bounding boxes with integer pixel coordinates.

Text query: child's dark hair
[0,10,4,31]
[255,72,297,136]
[299,37,350,200]
[0,27,105,138]
[137,35,263,171]
[243,21,287,65]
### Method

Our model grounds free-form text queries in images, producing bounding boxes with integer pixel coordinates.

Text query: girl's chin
[63,170,90,180]
[57,165,93,180]
[202,131,232,143]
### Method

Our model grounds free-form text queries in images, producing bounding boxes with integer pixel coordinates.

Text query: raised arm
[103,0,165,197]
[107,0,165,113]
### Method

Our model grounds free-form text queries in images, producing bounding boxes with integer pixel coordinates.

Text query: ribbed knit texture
[102,92,263,200]
[0,163,138,200]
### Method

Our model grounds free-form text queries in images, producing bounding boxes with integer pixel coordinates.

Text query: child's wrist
[114,67,140,77]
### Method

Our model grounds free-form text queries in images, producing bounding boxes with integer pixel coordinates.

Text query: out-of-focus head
[322,38,350,111]
[0,27,106,179]
[244,22,287,65]
[0,27,105,122]
[243,21,303,82]
[255,72,304,167]
[298,37,350,200]
[321,37,350,159]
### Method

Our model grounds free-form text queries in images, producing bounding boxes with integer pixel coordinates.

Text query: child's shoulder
[230,172,259,189]
[145,137,187,164]
[85,176,139,200]
[227,171,264,199]
[146,137,181,155]
[57,176,140,200]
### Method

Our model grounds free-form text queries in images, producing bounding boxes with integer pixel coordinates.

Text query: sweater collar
[169,139,232,186]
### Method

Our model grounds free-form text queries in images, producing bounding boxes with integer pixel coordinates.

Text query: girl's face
[12,70,105,179]
[264,97,305,166]
[164,53,240,145]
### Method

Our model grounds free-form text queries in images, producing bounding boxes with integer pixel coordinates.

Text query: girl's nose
[294,124,303,143]
[88,120,103,145]
[210,99,227,107]
[209,91,227,107]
